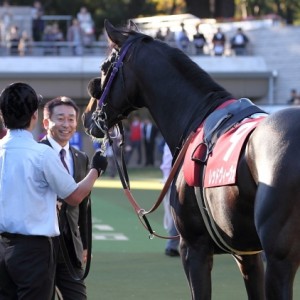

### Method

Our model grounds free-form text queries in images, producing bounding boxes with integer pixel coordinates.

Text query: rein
[95,38,195,239]
[110,130,196,239]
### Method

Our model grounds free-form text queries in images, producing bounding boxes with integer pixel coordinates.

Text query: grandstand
[0,11,299,154]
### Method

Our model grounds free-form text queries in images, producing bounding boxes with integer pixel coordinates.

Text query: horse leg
[264,255,299,300]
[233,253,265,299]
[254,184,300,299]
[261,217,300,300]
[180,239,213,300]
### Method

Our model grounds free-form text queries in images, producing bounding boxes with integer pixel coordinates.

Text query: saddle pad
[183,116,266,187]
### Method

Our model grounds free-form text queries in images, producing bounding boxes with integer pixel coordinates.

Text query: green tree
[11,0,300,32]
[185,0,211,17]
[236,0,300,24]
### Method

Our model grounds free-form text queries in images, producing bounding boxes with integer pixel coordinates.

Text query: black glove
[91,151,108,177]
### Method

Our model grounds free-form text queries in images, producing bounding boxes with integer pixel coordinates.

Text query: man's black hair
[0,82,41,129]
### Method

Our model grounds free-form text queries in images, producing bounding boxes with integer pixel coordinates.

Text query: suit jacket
[40,137,91,268]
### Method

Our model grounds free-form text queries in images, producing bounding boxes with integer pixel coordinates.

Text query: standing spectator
[292,96,300,105]
[143,118,158,166]
[287,88,298,104]
[155,28,165,41]
[176,22,190,52]
[51,22,64,55]
[40,96,91,300]
[126,114,143,165]
[67,18,84,56]
[0,0,13,45]
[31,0,44,42]
[230,27,249,56]
[212,27,226,56]
[42,24,56,55]
[193,25,206,55]
[164,27,175,47]
[160,143,180,257]
[0,82,107,299]
[6,25,19,55]
[18,29,33,56]
[76,6,95,48]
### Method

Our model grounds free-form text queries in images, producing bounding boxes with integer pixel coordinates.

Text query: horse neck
[131,42,230,154]
[143,91,209,154]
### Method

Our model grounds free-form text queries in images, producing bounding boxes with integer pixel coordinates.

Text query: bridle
[92,37,196,239]
[92,38,141,137]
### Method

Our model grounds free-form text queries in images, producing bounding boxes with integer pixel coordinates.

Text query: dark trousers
[144,140,155,166]
[52,237,87,300]
[0,233,54,300]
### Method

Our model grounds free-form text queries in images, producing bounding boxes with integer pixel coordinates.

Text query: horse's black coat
[83,20,300,300]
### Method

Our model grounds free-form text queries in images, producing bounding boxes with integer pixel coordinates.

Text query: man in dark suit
[40,96,91,300]
[143,118,158,166]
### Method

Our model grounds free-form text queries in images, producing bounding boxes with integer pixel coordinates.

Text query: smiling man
[40,96,91,300]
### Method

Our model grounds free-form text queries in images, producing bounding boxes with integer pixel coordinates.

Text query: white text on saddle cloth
[204,117,265,187]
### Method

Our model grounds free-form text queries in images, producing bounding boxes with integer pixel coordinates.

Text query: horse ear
[127,19,140,32]
[104,19,127,48]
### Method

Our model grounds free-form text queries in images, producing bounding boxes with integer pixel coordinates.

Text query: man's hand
[91,151,108,177]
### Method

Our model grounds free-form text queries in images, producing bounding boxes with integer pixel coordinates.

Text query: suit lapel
[70,147,80,181]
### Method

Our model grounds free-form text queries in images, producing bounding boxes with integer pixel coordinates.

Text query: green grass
[85,167,300,299]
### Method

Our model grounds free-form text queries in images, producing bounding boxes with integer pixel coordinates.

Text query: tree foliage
[235,0,300,24]
[10,0,300,37]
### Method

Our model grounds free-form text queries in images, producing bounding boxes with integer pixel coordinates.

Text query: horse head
[82,20,149,141]
[83,19,232,151]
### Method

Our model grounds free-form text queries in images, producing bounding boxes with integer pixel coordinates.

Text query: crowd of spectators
[154,23,250,56]
[0,1,252,57]
[0,1,102,56]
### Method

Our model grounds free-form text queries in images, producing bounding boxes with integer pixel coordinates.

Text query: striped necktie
[59,149,69,173]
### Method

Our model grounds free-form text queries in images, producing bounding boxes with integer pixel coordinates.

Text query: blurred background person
[175,22,190,53]
[193,24,207,55]
[76,6,95,48]
[67,18,84,56]
[6,24,19,55]
[230,27,249,56]
[0,0,13,46]
[287,88,298,104]
[31,0,44,42]
[143,118,158,166]
[18,29,32,56]
[126,114,143,165]
[160,143,180,257]
[212,27,226,56]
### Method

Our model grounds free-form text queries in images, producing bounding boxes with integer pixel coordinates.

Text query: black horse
[83,20,300,300]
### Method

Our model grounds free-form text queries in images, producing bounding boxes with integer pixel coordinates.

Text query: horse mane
[157,42,232,102]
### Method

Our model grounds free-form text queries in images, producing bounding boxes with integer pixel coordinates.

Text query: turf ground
[85,167,300,300]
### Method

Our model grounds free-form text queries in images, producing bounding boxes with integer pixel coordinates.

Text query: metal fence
[0,40,109,56]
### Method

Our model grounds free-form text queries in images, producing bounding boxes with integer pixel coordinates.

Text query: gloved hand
[91,151,108,177]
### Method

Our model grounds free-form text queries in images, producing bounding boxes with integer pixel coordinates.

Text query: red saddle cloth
[183,116,266,187]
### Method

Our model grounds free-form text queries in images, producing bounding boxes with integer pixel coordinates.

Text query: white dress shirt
[0,130,78,236]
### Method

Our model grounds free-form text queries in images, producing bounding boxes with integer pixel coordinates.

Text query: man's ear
[32,110,38,120]
[43,118,49,130]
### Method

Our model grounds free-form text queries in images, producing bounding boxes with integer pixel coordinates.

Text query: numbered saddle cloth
[183,99,267,187]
